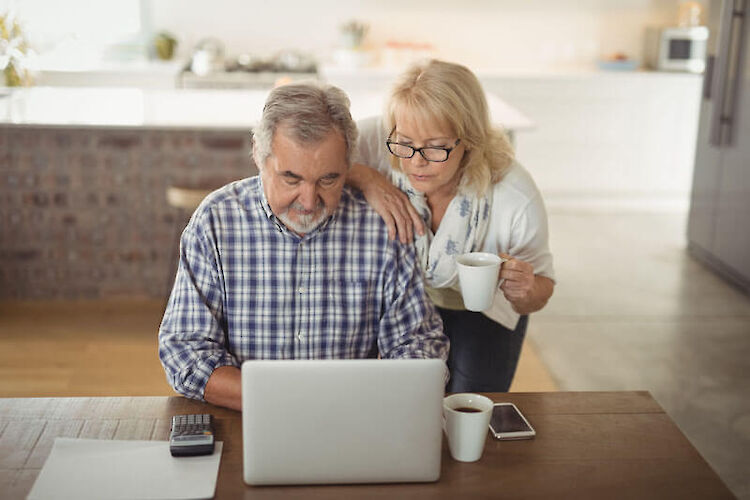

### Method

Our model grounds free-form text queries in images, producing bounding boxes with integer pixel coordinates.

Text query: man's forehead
[274,165,342,181]
[275,122,343,146]
[268,127,347,179]
[268,152,346,180]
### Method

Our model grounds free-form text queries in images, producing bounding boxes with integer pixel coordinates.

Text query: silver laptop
[241,358,445,485]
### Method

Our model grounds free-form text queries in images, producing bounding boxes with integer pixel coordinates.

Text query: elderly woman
[348,59,555,392]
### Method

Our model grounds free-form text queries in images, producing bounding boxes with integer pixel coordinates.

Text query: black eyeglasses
[385,127,461,163]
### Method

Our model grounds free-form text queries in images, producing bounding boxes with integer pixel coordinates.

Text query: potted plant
[0,12,33,86]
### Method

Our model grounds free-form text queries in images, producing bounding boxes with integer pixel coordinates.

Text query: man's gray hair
[252,82,358,169]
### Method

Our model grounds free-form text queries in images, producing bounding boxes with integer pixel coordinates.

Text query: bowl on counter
[596,59,639,71]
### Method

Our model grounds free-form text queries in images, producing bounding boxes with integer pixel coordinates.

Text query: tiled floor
[528,212,750,499]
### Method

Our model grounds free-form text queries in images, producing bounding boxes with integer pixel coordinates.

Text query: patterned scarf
[391,170,492,289]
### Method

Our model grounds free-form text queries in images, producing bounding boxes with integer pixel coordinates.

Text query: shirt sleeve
[377,241,450,363]
[482,164,556,330]
[508,191,556,282]
[158,214,238,401]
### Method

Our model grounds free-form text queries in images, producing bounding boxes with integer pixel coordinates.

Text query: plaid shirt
[159,176,448,401]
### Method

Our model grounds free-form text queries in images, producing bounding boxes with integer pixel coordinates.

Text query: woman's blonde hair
[384,59,514,195]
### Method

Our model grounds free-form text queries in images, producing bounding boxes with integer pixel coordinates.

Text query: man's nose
[297,183,319,211]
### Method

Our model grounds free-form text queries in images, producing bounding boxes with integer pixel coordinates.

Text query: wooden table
[0,392,734,499]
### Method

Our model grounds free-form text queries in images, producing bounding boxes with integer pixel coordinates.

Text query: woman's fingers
[500,267,530,282]
[406,199,425,237]
[498,255,535,301]
[377,206,397,241]
[389,193,413,244]
[381,188,421,243]
[378,191,408,243]
[361,176,422,243]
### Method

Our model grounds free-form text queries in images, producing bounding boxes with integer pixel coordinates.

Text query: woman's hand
[348,164,425,243]
[498,253,554,314]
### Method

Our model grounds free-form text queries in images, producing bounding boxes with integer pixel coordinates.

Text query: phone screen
[490,404,532,433]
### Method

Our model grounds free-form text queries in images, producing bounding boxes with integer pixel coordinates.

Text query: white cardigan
[354,116,556,330]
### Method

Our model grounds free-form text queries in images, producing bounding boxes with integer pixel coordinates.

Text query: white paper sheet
[27,438,223,500]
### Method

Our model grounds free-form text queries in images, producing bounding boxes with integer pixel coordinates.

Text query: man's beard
[277,201,329,234]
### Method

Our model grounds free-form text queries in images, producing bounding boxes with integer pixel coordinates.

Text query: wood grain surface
[0,392,735,499]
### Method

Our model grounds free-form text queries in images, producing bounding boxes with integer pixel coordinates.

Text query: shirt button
[297,333,304,341]
[298,286,306,294]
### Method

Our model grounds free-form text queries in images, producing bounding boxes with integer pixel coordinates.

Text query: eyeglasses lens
[388,143,449,162]
[420,148,449,162]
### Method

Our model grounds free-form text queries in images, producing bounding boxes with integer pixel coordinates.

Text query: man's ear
[252,141,263,171]
[257,153,274,174]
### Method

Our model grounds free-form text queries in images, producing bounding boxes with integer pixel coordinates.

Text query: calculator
[169,414,215,457]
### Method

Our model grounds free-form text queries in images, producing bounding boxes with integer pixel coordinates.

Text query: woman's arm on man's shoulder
[347,163,424,243]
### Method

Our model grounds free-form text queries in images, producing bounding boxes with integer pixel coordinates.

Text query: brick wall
[0,126,255,299]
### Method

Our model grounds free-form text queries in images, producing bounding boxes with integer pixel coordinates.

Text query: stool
[166,185,214,211]
[164,183,221,298]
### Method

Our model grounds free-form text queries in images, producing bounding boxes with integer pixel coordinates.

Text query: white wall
[483,73,703,212]
[4,0,711,70]
[327,70,704,213]
[149,0,709,70]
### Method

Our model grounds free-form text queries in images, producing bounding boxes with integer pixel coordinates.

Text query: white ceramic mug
[455,252,503,311]
[443,393,494,462]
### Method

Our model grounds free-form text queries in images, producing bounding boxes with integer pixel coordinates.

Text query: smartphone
[489,402,535,440]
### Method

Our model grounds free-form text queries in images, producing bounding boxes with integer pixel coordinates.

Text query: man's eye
[319,177,338,187]
[284,178,301,186]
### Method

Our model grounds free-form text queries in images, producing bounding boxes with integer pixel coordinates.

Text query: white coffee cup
[443,393,494,462]
[455,252,503,311]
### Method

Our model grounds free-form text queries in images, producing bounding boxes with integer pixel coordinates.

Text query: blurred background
[1,0,748,497]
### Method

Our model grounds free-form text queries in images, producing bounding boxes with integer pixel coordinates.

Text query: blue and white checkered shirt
[159,176,448,401]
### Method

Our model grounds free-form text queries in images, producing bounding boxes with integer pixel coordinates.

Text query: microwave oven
[645,26,709,73]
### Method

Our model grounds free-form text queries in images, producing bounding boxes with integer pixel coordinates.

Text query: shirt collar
[256,174,276,221]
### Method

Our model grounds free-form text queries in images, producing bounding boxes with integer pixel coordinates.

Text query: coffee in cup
[455,407,483,413]
[443,393,493,462]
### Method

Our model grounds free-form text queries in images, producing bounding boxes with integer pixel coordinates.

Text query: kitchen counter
[35,60,184,89]
[0,87,534,131]
[321,63,705,80]
[0,85,532,300]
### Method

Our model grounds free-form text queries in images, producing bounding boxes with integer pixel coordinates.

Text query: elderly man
[159,83,448,411]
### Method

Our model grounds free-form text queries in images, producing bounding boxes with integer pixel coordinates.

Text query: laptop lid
[241,359,445,485]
